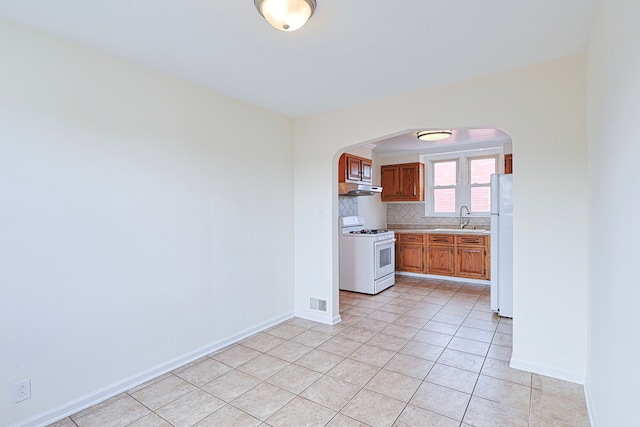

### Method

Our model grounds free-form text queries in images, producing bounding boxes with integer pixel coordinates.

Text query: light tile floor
[49,276,590,427]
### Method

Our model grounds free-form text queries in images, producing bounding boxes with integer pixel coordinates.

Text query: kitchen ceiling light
[416,130,453,141]
[254,0,316,32]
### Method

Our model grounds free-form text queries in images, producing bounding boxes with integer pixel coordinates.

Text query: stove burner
[350,229,389,234]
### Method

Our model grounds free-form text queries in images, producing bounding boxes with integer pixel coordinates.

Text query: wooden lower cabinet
[396,234,426,273]
[396,232,490,280]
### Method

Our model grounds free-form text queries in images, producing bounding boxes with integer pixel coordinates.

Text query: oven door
[374,238,396,280]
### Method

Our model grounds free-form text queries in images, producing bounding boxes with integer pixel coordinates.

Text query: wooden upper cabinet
[380,162,425,202]
[339,153,372,183]
[504,154,513,174]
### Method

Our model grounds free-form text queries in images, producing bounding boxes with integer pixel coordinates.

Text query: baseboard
[509,357,585,384]
[584,379,598,426]
[395,271,490,286]
[294,309,334,325]
[13,311,294,427]
[332,314,342,325]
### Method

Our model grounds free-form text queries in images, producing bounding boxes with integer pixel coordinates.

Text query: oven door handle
[375,238,396,247]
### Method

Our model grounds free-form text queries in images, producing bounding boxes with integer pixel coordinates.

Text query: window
[426,151,499,215]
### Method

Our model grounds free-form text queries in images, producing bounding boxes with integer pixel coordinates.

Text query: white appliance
[339,216,396,294]
[490,174,513,318]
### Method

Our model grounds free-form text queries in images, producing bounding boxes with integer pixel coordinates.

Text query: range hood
[338,182,383,196]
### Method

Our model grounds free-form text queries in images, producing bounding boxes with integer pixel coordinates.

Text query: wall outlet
[14,379,31,403]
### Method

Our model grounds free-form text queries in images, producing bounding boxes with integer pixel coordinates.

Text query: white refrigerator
[490,174,513,318]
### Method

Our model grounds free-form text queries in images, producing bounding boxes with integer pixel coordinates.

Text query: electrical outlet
[14,379,31,403]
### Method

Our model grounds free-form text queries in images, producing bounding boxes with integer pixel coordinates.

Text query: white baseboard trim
[395,271,489,286]
[332,314,342,325]
[584,380,598,427]
[510,357,586,384]
[294,309,334,325]
[13,311,294,427]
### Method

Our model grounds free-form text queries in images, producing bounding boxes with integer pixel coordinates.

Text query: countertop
[391,228,491,235]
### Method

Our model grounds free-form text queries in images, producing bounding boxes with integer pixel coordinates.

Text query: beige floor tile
[431,312,466,325]
[365,369,422,402]
[348,344,396,367]
[447,336,490,357]
[231,382,295,421]
[326,413,370,427]
[532,374,585,401]
[291,329,334,347]
[338,326,379,343]
[287,317,320,329]
[237,354,290,380]
[481,358,532,387]
[310,323,349,336]
[155,389,225,427]
[126,413,172,427]
[391,315,428,328]
[530,388,590,426]
[380,323,420,339]
[46,418,75,427]
[343,306,376,317]
[294,348,345,373]
[463,396,529,427]
[437,348,485,373]
[267,340,314,362]
[210,344,262,367]
[378,304,411,315]
[327,358,380,387]
[422,320,459,335]
[196,404,261,427]
[385,353,434,379]
[341,389,406,427]
[267,364,323,394]
[496,322,513,335]
[412,329,453,347]
[71,394,129,420]
[399,340,445,361]
[267,396,337,427]
[352,317,391,333]
[397,292,425,302]
[241,333,286,352]
[492,332,513,347]
[357,300,386,309]
[455,326,495,343]
[368,310,401,323]
[410,382,471,421]
[387,298,419,308]
[201,369,261,402]
[467,310,497,321]
[266,323,307,339]
[174,357,232,386]
[130,375,196,411]
[301,375,361,411]
[366,333,408,352]
[426,363,479,394]
[393,404,460,427]
[473,374,531,411]
[319,336,363,357]
[486,343,512,362]
[73,395,150,427]
[128,373,172,394]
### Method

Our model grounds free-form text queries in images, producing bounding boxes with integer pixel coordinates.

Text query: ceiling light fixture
[254,0,317,32]
[416,130,453,141]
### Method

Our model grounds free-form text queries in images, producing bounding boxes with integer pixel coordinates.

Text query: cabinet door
[427,245,455,276]
[456,246,486,278]
[347,156,362,181]
[381,166,400,201]
[398,243,424,272]
[360,159,372,183]
[399,164,419,198]
[504,154,513,174]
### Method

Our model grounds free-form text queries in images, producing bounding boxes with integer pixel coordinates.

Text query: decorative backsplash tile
[338,196,358,217]
[387,203,490,229]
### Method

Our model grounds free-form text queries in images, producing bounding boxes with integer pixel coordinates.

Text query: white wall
[586,0,640,424]
[0,19,294,426]
[294,55,588,381]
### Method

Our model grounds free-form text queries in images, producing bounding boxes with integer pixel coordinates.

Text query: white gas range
[339,216,396,295]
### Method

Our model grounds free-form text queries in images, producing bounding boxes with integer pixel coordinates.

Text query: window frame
[424,148,503,217]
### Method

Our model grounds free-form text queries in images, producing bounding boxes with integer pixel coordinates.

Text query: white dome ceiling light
[416,130,453,142]
[254,0,317,32]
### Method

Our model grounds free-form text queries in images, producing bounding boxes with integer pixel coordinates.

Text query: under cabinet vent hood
[338,182,383,196]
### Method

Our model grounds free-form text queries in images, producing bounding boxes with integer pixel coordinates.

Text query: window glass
[470,186,491,212]
[434,188,456,213]
[470,158,496,184]
[433,161,457,186]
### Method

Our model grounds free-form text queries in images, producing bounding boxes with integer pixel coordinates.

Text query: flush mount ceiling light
[254,0,317,32]
[416,130,453,142]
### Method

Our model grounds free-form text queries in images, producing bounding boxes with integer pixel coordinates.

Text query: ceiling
[0,1,597,119]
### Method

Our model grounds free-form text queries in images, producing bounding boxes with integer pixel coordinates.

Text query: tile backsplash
[387,203,490,229]
[338,196,358,217]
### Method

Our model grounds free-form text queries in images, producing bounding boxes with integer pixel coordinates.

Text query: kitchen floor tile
[61,277,590,427]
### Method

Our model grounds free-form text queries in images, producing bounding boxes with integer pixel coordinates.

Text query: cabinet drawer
[456,235,486,246]
[428,234,455,244]
[398,233,424,243]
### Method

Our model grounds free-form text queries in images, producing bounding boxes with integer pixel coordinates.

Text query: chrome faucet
[459,205,470,229]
